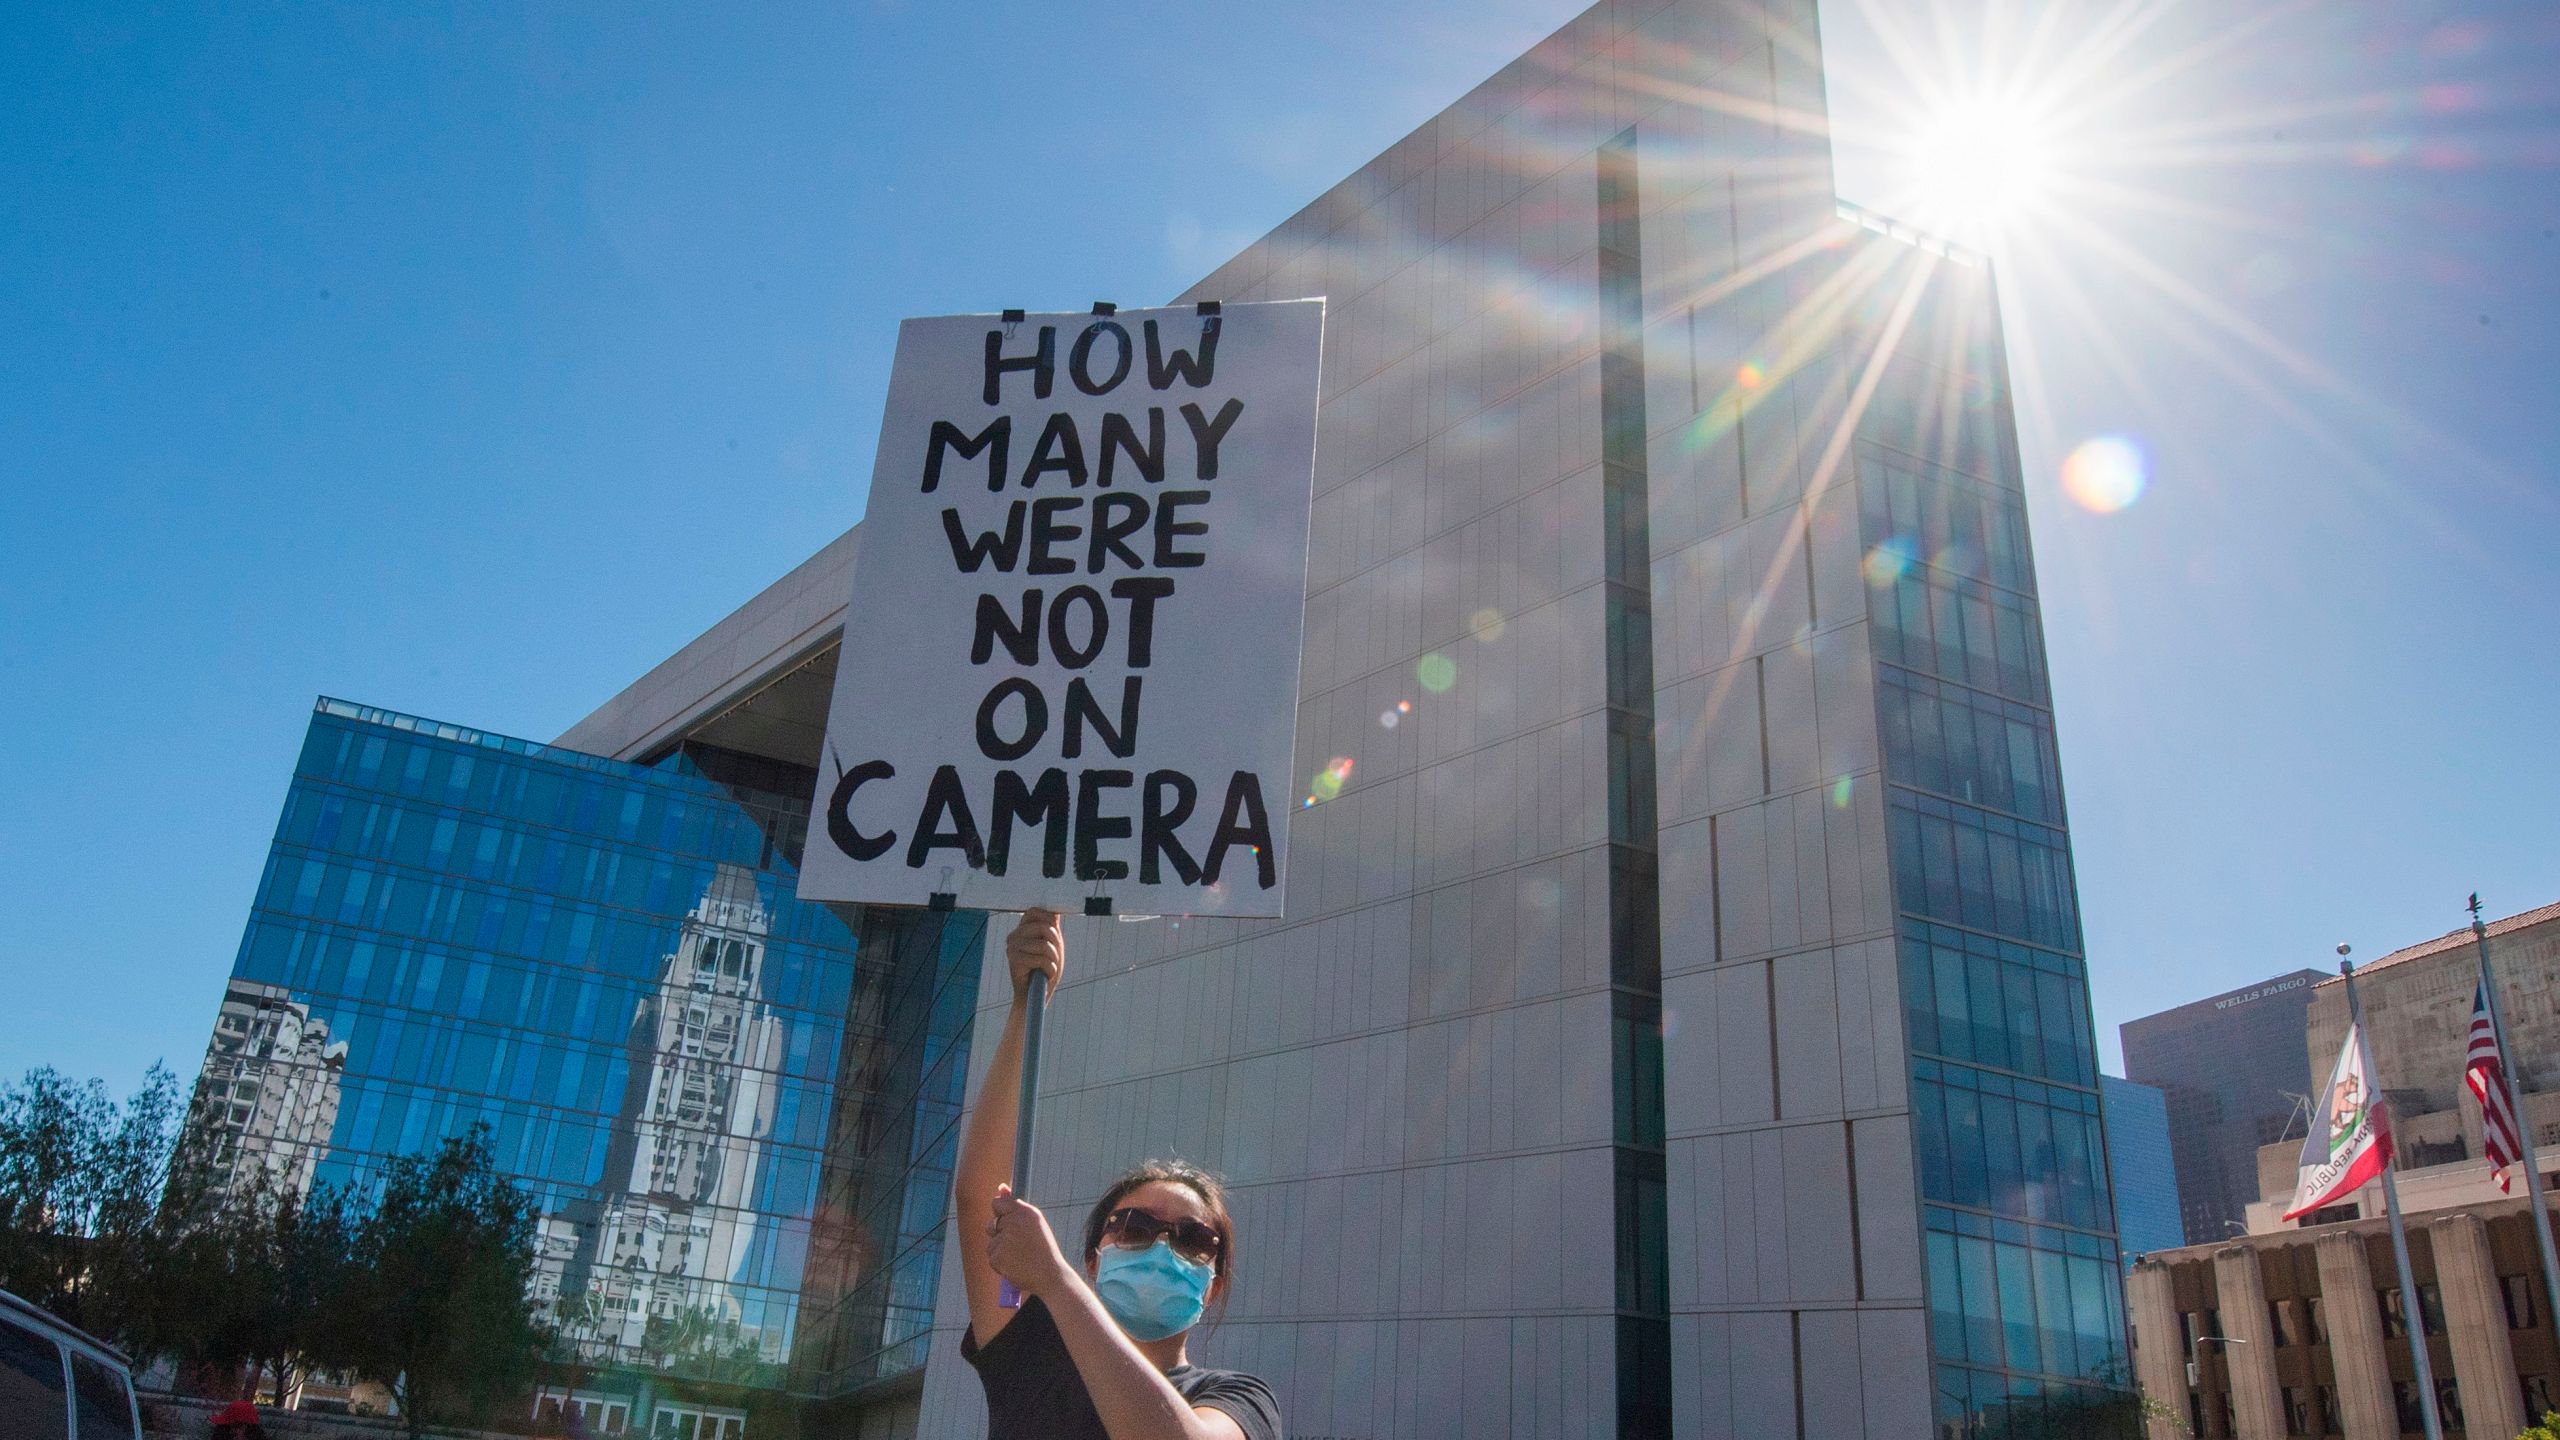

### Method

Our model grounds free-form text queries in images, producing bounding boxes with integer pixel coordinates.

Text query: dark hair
[1081,1158,1237,1311]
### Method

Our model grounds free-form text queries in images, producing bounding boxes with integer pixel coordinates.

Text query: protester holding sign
[953,909,1281,1440]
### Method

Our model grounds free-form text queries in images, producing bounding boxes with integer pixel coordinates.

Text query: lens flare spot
[1863,536,1916,587]
[1397,700,1412,714]
[1306,756,1356,806]
[1682,400,1746,453]
[2351,135,2410,168]
[1830,774,1854,810]
[2061,435,2149,513]
[1417,653,1457,693]
[1735,362,1767,392]
[1379,708,1401,730]
[1469,607,1507,642]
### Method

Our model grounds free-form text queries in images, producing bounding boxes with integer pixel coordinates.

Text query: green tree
[231,1170,359,1405]
[640,1302,776,1388]
[344,1125,551,1437]
[0,1064,188,1350]
[2517,1413,2560,1440]
[141,1135,265,1396]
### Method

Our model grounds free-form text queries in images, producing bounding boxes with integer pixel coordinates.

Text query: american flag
[2467,981,2523,1194]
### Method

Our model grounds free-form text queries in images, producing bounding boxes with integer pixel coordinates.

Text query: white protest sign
[799,300,1324,917]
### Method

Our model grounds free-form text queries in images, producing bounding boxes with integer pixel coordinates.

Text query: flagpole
[2342,950,2445,1440]
[2470,893,2560,1334]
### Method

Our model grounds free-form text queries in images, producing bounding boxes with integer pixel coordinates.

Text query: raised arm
[955,908,1062,1347]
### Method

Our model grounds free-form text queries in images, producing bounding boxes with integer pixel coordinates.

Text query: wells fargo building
[193,0,2125,1435]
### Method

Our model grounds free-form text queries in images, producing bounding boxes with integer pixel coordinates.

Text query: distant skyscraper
[188,978,349,1198]
[2121,970,2325,1244]
[2100,1076,2182,1255]
[570,864,787,1366]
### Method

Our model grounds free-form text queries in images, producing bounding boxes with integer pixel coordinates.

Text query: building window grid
[240,883,853,1072]
[1888,790,2084,956]
[1934,1362,2128,1440]
[1912,1057,2115,1237]
[1853,353,2011,488]
[1857,443,2038,597]
[1870,564,2052,707]
[1877,664,2066,828]
[1863,370,2123,1427]
[1900,921,2098,1090]
[219,706,978,1401]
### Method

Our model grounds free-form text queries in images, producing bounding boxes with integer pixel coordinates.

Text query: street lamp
[2187,1334,2247,1388]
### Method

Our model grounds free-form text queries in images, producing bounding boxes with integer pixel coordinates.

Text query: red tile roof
[2315,897,2560,987]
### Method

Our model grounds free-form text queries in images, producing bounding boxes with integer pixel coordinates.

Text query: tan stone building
[2304,902,2560,1123]
[2241,900,2560,1235]
[2126,1199,2560,1440]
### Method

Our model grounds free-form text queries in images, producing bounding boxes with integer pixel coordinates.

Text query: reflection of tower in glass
[584,865,784,1362]
[189,979,348,1199]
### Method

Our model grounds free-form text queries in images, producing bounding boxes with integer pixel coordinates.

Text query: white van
[0,1289,142,1440]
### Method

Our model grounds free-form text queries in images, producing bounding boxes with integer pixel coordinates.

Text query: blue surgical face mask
[1092,1239,1215,1342]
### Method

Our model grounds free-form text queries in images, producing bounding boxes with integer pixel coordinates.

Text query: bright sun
[1911,99,2051,233]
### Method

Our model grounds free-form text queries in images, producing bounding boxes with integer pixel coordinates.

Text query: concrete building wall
[917,6,1646,1430]
[1628,8,1949,1438]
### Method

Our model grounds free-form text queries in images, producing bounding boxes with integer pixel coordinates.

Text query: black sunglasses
[1101,1206,1223,1265]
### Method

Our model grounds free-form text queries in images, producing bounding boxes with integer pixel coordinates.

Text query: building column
[2315,1231,2398,1440]
[2213,1245,2290,1440]
[2430,1212,2526,1440]
[2126,1259,2187,1440]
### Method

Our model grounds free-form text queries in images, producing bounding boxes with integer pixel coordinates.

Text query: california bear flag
[2283,1021,2395,1220]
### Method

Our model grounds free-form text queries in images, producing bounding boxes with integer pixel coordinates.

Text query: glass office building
[1848,238,2133,1430]
[197,699,982,1434]
[2099,1076,2184,1257]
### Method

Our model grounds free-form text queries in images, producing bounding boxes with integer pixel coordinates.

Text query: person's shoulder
[1177,1365,1282,1439]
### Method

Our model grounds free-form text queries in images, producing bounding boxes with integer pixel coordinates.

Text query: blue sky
[2,1,2553,1095]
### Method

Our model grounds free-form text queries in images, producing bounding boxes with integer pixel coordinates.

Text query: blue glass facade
[2099,1076,2184,1257]
[1851,260,2132,1436]
[209,699,981,1428]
